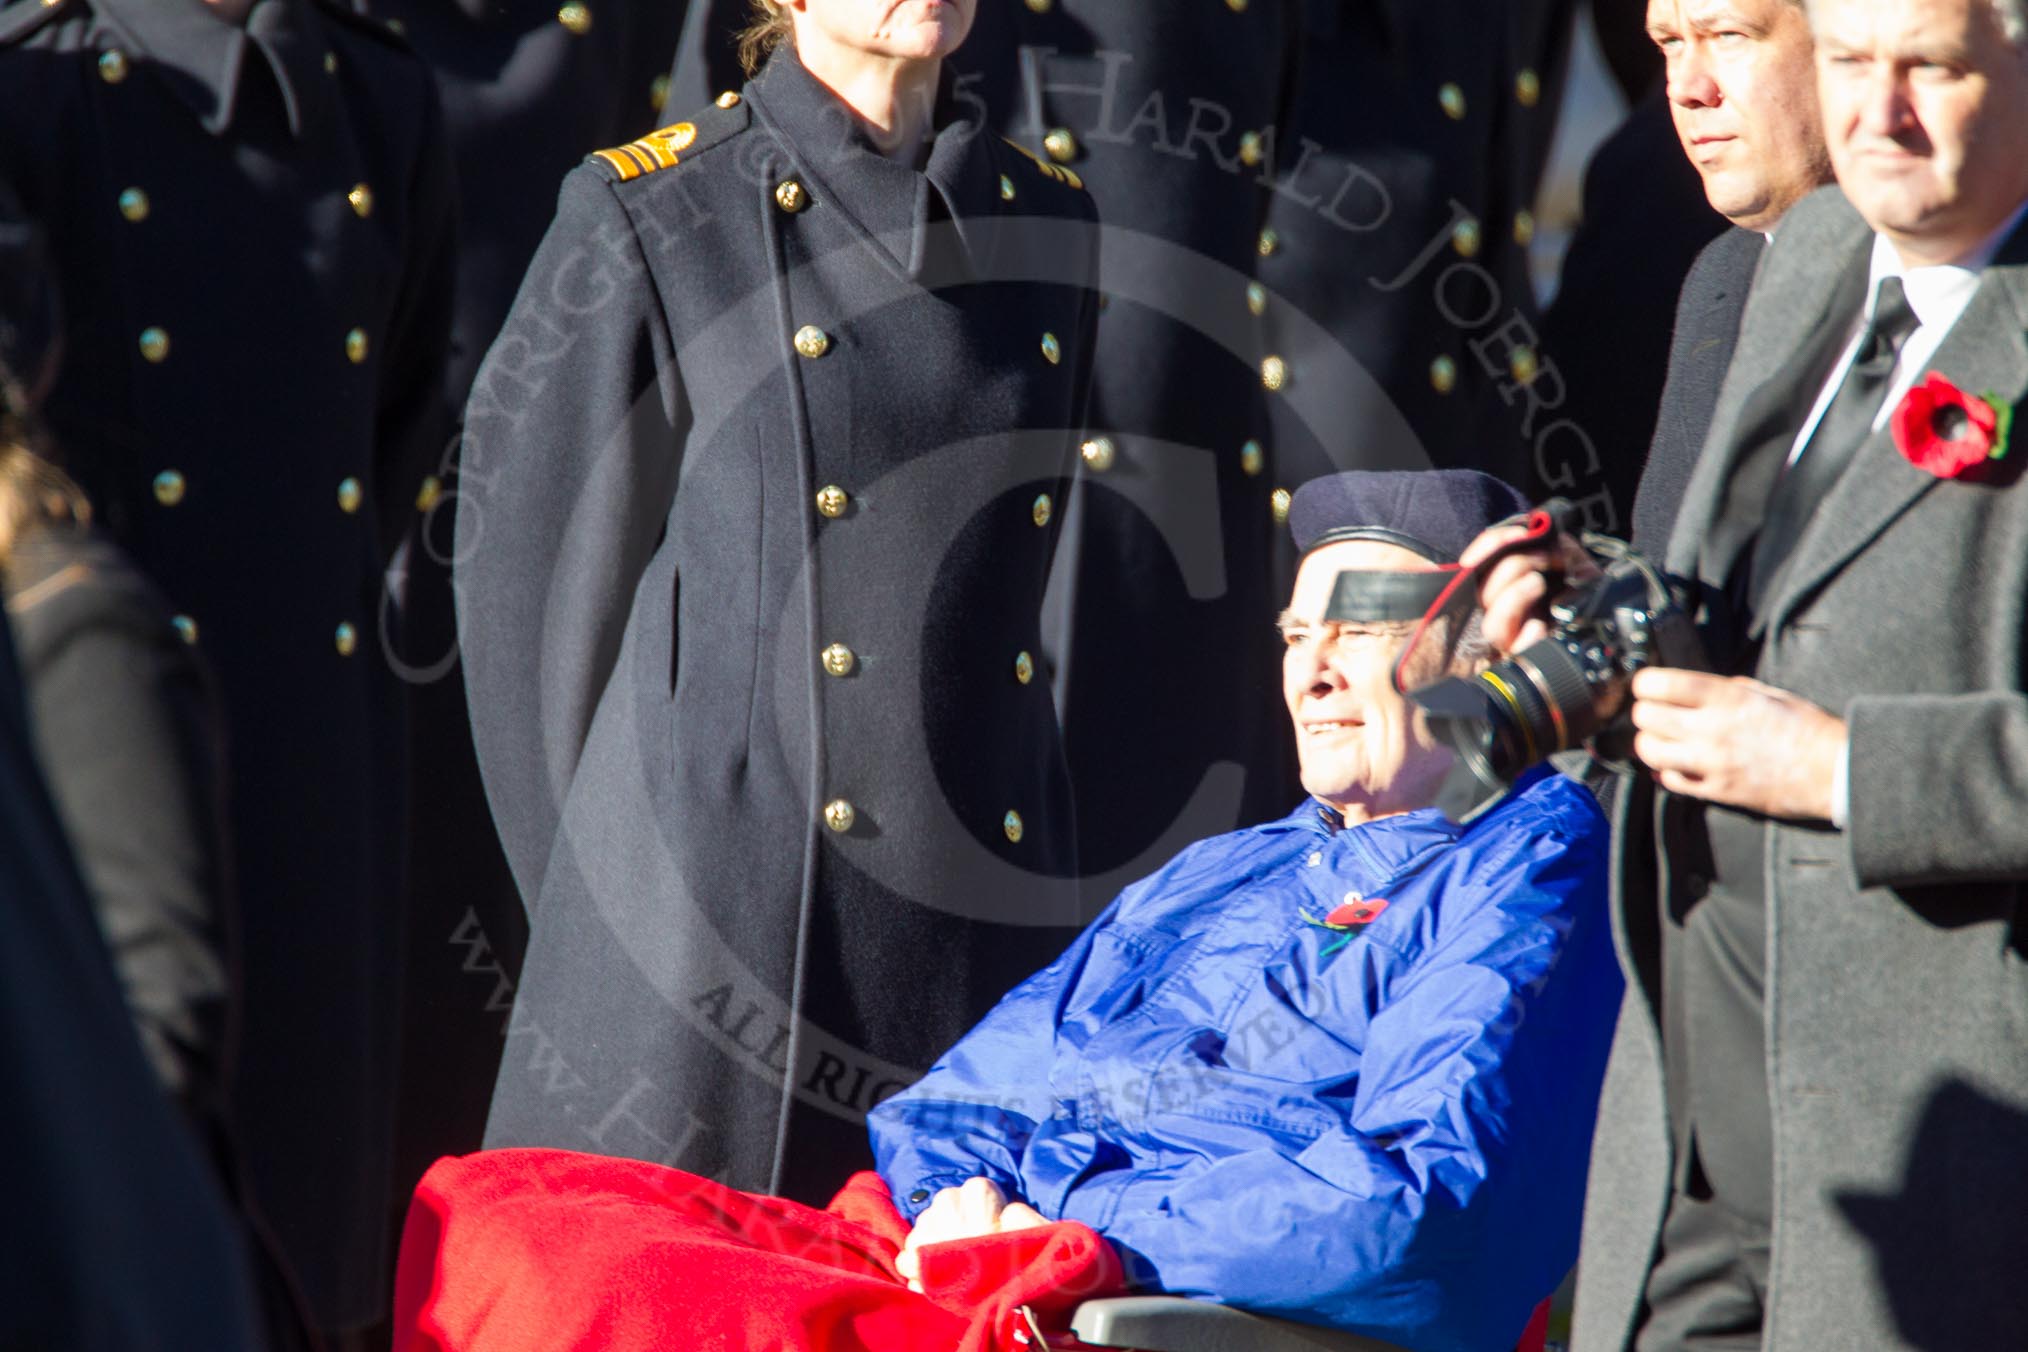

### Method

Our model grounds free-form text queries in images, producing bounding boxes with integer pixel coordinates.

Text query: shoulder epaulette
[1000,136,1085,192]
[0,0,76,46]
[588,90,752,184]
[310,0,417,51]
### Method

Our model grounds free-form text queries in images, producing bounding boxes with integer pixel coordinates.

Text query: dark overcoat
[351,0,690,1215]
[948,0,1302,886]
[0,612,262,1352]
[0,0,455,1326]
[672,2,1305,888]
[1538,91,1729,534]
[463,50,1102,1202]
[1252,0,1540,521]
[1626,223,1764,554]
[5,527,232,1124]
[666,4,1554,888]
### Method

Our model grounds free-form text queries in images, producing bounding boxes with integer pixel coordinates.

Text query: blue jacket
[870,767,1621,1352]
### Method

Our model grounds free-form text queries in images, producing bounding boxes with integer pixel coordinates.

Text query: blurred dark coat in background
[1628,224,1764,554]
[0,0,455,1328]
[348,0,689,1232]
[0,611,263,1352]
[1538,89,1726,534]
[4,527,232,1129]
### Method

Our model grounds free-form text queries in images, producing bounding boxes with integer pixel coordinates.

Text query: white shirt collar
[1866,198,2028,328]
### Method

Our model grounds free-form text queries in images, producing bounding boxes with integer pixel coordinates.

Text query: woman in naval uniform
[457,0,1100,1206]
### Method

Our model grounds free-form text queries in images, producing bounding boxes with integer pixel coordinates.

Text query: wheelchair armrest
[1068,1297,1414,1352]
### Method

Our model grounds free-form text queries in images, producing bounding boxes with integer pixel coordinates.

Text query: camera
[1403,515,1706,822]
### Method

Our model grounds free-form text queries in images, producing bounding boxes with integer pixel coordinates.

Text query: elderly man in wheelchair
[396,471,1621,1352]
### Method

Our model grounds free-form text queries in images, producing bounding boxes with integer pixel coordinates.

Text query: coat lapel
[1666,190,1873,581]
[1758,222,2028,635]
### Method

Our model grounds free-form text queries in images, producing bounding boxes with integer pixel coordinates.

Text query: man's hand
[894,1178,1050,1291]
[1457,522,1602,657]
[1630,668,1847,821]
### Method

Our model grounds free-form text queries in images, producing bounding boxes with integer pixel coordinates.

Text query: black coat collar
[746,48,996,279]
[91,0,332,138]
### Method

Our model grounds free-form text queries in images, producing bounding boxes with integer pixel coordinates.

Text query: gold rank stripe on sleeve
[590,122,698,181]
[999,138,1085,192]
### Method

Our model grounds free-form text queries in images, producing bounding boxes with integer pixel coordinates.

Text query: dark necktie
[1745,275,1921,615]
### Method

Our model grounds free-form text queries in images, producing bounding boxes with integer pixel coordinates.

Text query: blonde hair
[737,0,794,76]
[0,370,89,569]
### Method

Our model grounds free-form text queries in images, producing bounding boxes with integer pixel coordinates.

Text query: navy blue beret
[1288,469,1530,564]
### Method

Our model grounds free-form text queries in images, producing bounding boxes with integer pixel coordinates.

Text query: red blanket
[394,1149,1126,1352]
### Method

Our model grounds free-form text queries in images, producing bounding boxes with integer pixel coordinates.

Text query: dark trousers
[1634,1187,1770,1352]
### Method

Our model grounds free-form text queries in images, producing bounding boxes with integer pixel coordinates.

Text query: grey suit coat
[1573,184,2028,1351]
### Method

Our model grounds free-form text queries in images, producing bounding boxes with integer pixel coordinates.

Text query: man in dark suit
[0,0,456,1334]
[1473,0,2028,1344]
[1629,0,1832,552]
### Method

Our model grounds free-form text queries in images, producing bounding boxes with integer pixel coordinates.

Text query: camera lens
[1410,637,1602,821]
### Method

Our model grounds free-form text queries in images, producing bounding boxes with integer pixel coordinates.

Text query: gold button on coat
[1003,811,1024,843]
[1025,0,1051,11]
[557,1,592,34]
[117,188,149,223]
[1245,281,1267,316]
[172,615,199,645]
[774,179,809,213]
[1439,82,1466,120]
[1079,436,1116,472]
[716,90,742,108]
[649,74,670,112]
[348,183,374,218]
[335,622,359,657]
[1271,487,1292,525]
[1014,651,1035,685]
[794,325,830,359]
[999,174,1016,202]
[1513,210,1536,247]
[1452,217,1481,258]
[1043,128,1077,163]
[1257,227,1279,257]
[416,475,444,513]
[324,51,338,75]
[98,49,129,83]
[1260,355,1288,391]
[139,327,170,363]
[1516,68,1542,107]
[152,470,186,506]
[1239,439,1264,477]
[821,643,856,677]
[1430,355,1458,394]
[1510,345,1540,385]
[337,477,363,514]
[1040,332,1061,365]
[824,799,856,833]
[345,328,369,364]
[815,485,849,518]
[1238,130,1264,168]
[1032,494,1053,527]
[1226,0,1248,11]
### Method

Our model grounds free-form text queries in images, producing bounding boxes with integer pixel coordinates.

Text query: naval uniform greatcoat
[0,0,454,1328]
[462,50,1101,1202]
